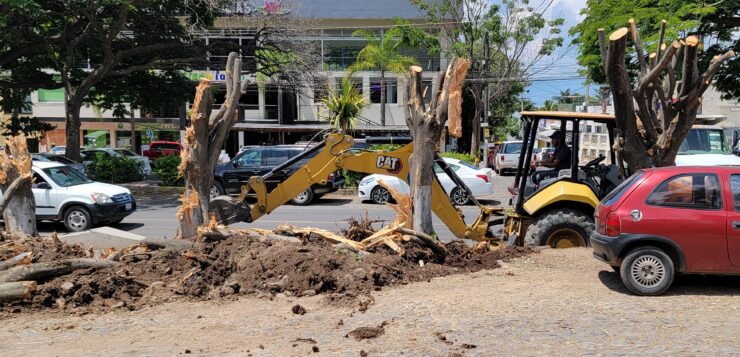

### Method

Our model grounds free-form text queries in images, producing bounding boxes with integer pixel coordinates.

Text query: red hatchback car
[591,166,740,295]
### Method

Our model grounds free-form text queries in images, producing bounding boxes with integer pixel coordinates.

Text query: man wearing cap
[531,131,571,183]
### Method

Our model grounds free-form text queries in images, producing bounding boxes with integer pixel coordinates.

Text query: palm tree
[541,99,557,111]
[321,75,368,133]
[351,28,416,126]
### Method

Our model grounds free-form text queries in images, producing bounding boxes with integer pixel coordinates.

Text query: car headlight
[91,193,113,204]
[360,177,376,185]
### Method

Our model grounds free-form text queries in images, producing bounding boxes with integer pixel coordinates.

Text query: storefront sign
[184,71,253,82]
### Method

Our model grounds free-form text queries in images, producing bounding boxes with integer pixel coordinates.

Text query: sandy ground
[1,248,738,356]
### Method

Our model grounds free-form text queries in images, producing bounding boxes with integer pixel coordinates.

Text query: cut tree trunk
[0,259,119,283]
[0,281,37,303]
[405,59,470,235]
[176,53,247,239]
[0,136,37,236]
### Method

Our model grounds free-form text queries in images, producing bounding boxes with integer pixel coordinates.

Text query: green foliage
[570,0,738,100]
[368,144,403,151]
[341,170,365,188]
[153,155,183,187]
[86,153,144,184]
[321,74,367,132]
[441,151,478,165]
[350,27,418,74]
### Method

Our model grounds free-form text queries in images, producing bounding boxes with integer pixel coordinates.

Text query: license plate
[125,203,132,211]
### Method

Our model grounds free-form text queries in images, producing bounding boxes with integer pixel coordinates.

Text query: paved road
[39,175,516,240]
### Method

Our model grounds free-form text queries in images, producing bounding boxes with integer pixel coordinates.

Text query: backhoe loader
[209,132,503,242]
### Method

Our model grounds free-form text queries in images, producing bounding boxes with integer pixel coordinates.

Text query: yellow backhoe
[209,132,502,242]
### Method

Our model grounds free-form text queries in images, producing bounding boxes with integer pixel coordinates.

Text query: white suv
[30,161,137,232]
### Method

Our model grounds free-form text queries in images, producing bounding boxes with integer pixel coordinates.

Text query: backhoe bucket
[209,196,252,225]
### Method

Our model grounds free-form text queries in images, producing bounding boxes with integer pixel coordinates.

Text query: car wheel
[370,186,390,204]
[524,209,593,248]
[450,187,470,205]
[210,181,225,200]
[64,206,92,232]
[620,246,675,296]
[291,189,314,205]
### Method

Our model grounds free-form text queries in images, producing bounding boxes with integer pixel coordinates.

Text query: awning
[84,130,108,139]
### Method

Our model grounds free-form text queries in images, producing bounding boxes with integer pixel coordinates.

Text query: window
[263,149,293,166]
[313,77,331,103]
[335,77,362,94]
[236,149,262,167]
[586,125,592,133]
[503,142,522,154]
[369,78,397,104]
[38,88,65,102]
[603,171,644,206]
[679,128,730,154]
[81,150,109,161]
[595,125,602,134]
[32,173,48,188]
[730,175,740,211]
[647,173,722,210]
[43,166,92,187]
[434,163,460,173]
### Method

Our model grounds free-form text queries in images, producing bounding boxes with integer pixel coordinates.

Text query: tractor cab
[504,111,623,248]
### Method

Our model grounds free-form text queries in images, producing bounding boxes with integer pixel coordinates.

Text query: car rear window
[503,143,522,154]
[602,171,644,206]
[153,143,180,150]
[457,161,479,171]
[646,173,722,210]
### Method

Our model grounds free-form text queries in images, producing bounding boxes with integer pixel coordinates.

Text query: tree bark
[0,281,36,303]
[0,136,37,236]
[65,100,83,162]
[130,112,137,153]
[405,59,470,235]
[0,259,118,283]
[380,70,386,126]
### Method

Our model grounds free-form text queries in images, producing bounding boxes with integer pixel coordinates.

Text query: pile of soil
[0,232,534,314]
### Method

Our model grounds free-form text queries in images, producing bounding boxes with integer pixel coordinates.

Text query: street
[38,175,515,240]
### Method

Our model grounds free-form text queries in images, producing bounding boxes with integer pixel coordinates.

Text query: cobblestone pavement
[1,248,738,356]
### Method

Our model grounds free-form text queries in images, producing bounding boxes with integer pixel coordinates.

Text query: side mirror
[37,182,51,190]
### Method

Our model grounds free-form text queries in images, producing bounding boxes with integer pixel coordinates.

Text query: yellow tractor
[503,111,623,248]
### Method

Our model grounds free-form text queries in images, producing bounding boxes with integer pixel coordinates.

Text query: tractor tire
[524,209,594,248]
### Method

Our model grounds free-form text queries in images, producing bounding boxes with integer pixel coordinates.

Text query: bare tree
[405,59,470,234]
[601,20,735,171]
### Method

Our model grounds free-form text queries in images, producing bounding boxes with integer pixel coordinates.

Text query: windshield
[114,149,137,157]
[503,142,522,154]
[43,166,92,187]
[678,128,730,155]
[153,143,180,150]
[46,155,75,164]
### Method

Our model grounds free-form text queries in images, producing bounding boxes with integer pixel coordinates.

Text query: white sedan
[358,158,493,205]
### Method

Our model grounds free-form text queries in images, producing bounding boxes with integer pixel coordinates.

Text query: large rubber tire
[450,187,471,205]
[210,181,225,200]
[370,186,390,204]
[620,246,675,296]
[524,209,594,248]
[63,206,93,232]
[291,188,314,206]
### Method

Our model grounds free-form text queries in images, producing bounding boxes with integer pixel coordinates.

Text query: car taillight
[476,174,489,183]
[605,212,621,237]
[501,155,505,161]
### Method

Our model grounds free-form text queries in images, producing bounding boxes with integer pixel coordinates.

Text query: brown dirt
[0,231,535,315]
[348,321,387,340]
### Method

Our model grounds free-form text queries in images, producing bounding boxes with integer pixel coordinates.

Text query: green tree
[350,28,417,127]
[321,74,368,133]
[570,0,738,100]
[412,0,564,155]
[540,99,557,111]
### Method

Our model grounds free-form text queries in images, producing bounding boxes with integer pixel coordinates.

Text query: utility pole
[482,31,490,166]
[584,80,590,113]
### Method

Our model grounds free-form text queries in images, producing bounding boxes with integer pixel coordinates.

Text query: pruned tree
[405,58,470,234]
[601,20,735,171]
[0,136,37,236]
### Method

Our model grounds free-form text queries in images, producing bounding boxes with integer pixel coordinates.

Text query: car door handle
[733,221,740,229]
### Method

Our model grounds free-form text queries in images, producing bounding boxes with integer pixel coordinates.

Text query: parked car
[591,166,740,296]
[212,144,345,205]
[49,146,66,155]
[675,124,740,166]
[15,161,136,232]
[81,148,152,176]
[493,141,523,175]
[359,158,494,205]
[32,154,86,175]
[142,141,182,161]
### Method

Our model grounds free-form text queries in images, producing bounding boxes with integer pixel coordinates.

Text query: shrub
[342,169,365,188]
[441,151,478,165]
[153,155,183,187]
[86,153,144,183]
[368,143,403,151]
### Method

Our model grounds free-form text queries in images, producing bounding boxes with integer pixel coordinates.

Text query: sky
[524,0,590,106]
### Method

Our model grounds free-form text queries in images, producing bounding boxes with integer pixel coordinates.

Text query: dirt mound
[1,232,534,314]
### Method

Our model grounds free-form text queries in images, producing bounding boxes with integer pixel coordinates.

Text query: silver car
[494,141,523,174]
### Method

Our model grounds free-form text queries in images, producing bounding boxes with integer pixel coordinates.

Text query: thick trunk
[411,134,436,233]
[0,281,36,303]
[130,114,137,154]
[65,100,83,162]
[470,90,482,156]
[380,70,386,127]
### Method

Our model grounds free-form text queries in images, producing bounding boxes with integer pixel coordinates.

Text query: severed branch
[0,173,32,217]
[656,20,667,60]
[395,227,448,261]
[628,19,648,76]
[0,252,31,271]
[0,281,37,304]
[0,258,119,283]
